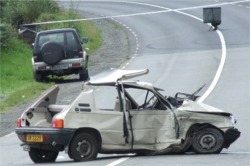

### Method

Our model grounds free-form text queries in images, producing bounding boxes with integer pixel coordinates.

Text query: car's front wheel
[192,127,224,154]
[29,148,59,163]
[69,133,98,162]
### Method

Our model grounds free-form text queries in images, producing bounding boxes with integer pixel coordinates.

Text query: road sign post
[203,7,221,31]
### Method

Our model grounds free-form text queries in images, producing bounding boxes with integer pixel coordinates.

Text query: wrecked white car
[15,69,240,163]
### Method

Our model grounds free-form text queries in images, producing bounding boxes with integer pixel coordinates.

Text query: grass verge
[0,38,54,113]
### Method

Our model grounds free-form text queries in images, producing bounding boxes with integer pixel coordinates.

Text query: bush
[36,6,102,52]
[0,23,13,49]
[1,0,59,29]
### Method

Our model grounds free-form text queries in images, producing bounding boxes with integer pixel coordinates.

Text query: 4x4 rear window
[66,32,78,50]
[38,33,64,48]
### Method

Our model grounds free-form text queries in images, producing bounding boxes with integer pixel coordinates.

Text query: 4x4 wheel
[79,69,89,81]
[41,42,64,65]
[69,133,98,162]
[29,148,58,163]
[33,71,44,82]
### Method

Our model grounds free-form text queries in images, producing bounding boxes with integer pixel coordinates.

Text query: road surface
[0,0,249,165]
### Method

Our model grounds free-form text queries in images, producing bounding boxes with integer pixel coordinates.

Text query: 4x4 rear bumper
[33,58,85,71]
[15,127,76,149]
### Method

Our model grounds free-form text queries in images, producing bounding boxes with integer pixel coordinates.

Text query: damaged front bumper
[223,128,241,148]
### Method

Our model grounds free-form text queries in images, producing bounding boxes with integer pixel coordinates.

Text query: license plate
[52,64,68,70]
[26,134,43,142]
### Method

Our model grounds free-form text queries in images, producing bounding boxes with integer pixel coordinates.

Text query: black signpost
[203,7,221,31]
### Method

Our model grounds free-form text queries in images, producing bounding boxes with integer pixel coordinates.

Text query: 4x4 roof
[37,28,77,35]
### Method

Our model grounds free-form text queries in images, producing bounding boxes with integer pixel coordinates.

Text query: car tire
[28,148,58,163]
[79,68,89,81]
[33,71,44,82]
[192,128,224,154]
[41,42,64,65]
[68,133,98,162]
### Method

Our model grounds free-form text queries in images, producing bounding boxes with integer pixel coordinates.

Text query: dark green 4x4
[32,28,89,81]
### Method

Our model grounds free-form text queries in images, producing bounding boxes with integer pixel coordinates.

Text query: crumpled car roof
[88,69,149,85]
[87,69,163,91]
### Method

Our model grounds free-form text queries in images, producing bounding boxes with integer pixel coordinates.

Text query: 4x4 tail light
[72,63,80,67]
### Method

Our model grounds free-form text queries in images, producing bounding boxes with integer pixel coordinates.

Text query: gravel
[0,13,135,136]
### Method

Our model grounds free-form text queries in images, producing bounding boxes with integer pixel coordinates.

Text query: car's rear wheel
[192,128,224,154]
[69,133,98,162]
[29,148,58,163]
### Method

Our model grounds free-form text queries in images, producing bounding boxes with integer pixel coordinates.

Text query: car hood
[178,100,231,116]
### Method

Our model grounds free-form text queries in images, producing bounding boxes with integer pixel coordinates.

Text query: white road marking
[111,18,140,69]
[106,157,130,166]
[197,30,227,102]
[3,132,14,138]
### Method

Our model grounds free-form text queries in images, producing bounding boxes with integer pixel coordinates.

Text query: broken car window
[125,88,166,110]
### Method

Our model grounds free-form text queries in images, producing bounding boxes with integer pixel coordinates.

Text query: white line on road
[197,30,227,103]
[106,157,130,166]
[3,132,14,138]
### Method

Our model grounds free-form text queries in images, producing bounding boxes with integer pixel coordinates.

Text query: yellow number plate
[26,134,43,142]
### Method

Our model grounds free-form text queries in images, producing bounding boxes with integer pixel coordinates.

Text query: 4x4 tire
[33,71,44,82]
[79,68,89,81]
[41,42,64,65]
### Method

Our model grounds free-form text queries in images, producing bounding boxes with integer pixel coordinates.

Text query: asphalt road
[1,0,249,165]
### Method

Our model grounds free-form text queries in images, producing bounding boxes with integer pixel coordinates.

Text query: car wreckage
[15,69,240,163]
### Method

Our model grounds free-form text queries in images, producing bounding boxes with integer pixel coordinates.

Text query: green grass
[0,38,53,112]
[1,39,34,95]
[0,82,53,113]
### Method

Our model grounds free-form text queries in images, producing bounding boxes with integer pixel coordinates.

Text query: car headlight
[230,115,237,126]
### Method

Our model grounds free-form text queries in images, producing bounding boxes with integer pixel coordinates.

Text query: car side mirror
[82,38,88,44]
[32,43,34,48]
